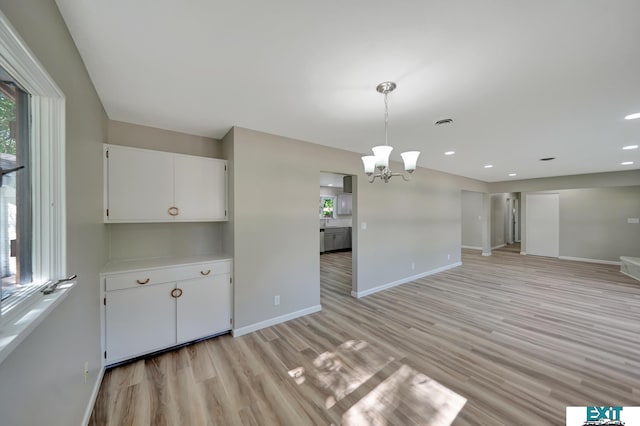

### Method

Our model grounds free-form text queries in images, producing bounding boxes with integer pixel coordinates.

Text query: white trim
[620,271,640,282]
[351,262,462,298]
[82,366,105,426]
[0,8,67,360]
[558,256,621,266]
[232,305,322,337]
[520,251,527,255]
[482,252,492,257]
[461,245,482,250]
[0,281,75,365]
[492,244,506,249]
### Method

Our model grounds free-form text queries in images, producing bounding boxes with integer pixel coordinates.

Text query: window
[0,7,67,352]
[0,70,32,313]
[320,196,336,218]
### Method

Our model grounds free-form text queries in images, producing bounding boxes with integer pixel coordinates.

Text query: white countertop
[101,254,232,275]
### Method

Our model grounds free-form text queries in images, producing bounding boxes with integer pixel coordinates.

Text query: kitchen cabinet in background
[324,227,351,251]
[336,193,352,215]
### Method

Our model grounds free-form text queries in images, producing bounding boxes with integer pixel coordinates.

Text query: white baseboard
[232,305,322,337]
[559,256,621,266]
[482,252,492,257]
[82,366,105,426]
[491,244,506,249]
[620,270,640,282]
[351,262,462,299]
[520,252,527,255]
[461,245,482,250]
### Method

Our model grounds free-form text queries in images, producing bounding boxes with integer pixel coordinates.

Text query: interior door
[526,193,559,257]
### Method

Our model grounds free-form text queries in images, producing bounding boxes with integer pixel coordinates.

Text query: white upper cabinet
[104,144,227,222]
[174,154,227,221]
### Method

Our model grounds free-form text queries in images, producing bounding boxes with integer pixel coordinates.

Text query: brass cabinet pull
[136,278,150,285]
[200,269,211,276]
[170,288,183,298]
[168,206,179,216]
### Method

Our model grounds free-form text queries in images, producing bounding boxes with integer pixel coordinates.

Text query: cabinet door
[107,145,174,221]
[337,194,352,215]
[324,231,335,251]
[106,282,176,363]
[174,155,227,221]
[176,274,231,343]
[334,230,347,249]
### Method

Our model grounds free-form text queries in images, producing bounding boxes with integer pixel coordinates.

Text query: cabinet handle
[200,269,211,276]
[176,288,183,298]
[170,288,183,298]
[168,206,179,216]
[136,278,150,285]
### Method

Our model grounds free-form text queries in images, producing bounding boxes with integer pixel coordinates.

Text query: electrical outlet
[83,361,89,384]
[274,295,280,306]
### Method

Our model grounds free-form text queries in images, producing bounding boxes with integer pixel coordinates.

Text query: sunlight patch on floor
[342,364,466,425]
[288,340,466,425]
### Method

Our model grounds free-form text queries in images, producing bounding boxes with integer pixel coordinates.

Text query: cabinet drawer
[105,261,231,291]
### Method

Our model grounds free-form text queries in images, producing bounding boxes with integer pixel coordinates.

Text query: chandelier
[361,82,420,183]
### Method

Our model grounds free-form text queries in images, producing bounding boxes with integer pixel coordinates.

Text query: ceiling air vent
[435,118,453,126]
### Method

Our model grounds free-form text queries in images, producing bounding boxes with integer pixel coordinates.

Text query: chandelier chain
[384,92,389,146]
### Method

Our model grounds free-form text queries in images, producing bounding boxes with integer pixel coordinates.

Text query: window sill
[0,280,76,365]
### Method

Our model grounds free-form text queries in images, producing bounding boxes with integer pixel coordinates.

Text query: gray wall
[559,187,640,261]
[106,120,226,260]
[489,170,640,193]
[229,127,487,330]
[490,173,640,261]
[108,119,222,157]
[461,191,483,248]
[0,2,107,425]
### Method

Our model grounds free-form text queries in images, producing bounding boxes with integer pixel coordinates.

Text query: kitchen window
[320,196,336,218]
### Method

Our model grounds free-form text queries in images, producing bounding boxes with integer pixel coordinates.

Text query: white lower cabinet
[177,274,231,344]
[106,282,176,363]
[102,257,232,365]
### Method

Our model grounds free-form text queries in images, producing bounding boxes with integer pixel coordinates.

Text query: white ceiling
[55,0,640,182]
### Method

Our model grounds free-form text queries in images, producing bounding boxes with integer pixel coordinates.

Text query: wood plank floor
[90,249,640,425]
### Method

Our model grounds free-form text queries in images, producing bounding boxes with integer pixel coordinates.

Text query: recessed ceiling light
[539,157,555,161]
[484,164,493,168]
[621,161,634,165]
[508,173,517,177]
[623,144,639,150]
[444,151,455,156]
[624,112,640,120]
[435,118,453,126]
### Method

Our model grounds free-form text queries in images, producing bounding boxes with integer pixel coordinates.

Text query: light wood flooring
[90,249,640,425]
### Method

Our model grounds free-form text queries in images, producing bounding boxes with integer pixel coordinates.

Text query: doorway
[319,172,356,297]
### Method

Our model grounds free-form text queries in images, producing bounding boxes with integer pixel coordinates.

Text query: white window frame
[0,10,68,364]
